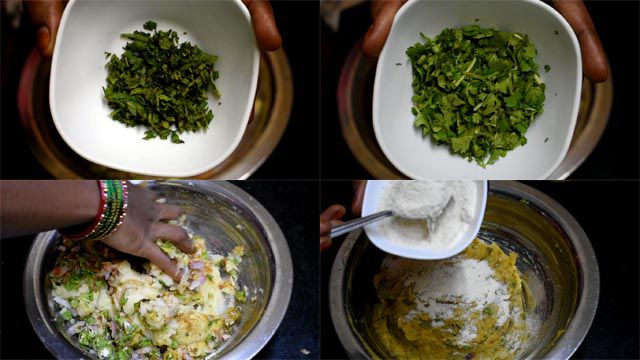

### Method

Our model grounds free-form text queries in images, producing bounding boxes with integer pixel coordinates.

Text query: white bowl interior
[373,0,582,180]
[362,180,487,259]
[50,0,259,177]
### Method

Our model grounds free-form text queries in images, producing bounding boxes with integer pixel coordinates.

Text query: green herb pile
[407,25,546,166]
[103,21,220,144]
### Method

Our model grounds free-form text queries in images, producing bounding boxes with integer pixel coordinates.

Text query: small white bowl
[373,0,582,180]
[362,180,487,260]
[50,0,259,177]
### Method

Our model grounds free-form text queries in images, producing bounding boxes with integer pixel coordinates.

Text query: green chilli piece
[407,25,546,167]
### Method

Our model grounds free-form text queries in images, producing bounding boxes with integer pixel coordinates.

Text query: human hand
[24,0,63,57]
[361,0,403,58]
[100,184,194,282]
[361,0,608,82]
[320,204,346,252]
[242,0,282,51]
[24,0,281,58]
[552,0,608,82]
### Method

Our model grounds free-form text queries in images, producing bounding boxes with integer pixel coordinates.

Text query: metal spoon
[330,195,454,239]
[329,210,393,239]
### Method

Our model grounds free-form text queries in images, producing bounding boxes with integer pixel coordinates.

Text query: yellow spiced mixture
[372,240,532,360]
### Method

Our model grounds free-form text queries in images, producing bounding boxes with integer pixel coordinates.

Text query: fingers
[320,204,346,238]
[553,0,609,82]
[141,243,182,282]
[155,203,184,221]
[352,180,367,217]
[319,218,332,237]
[320,236,332,252]
[152,223,194,254]
[320,204,346,222]
[362,0,403,57]
[242,0,282,51]
[320,217,344,236]
[320,218,344,251]
[25,0,64,57]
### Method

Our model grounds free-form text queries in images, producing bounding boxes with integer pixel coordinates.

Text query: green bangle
[88,181,122,240]
[62,180,129,241]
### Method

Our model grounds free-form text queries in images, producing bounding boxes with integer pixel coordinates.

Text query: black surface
[1,8,52,179]
[320,180,640,359]
[320,1,640,180]
[0,1,319,180]
[0,180,319,359]
[250,1,320,180]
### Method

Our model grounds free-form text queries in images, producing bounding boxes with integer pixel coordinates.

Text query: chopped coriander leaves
[407,25,546,166]
[103,21,220,144]
[143,20,157,31]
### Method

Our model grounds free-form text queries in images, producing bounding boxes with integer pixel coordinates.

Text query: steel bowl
[330,181,599,359]
[24,181,293,359]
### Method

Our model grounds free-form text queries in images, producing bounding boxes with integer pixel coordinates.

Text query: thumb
[25,0,64,57]
[242,0,282,51]
[36,26,53,57]
[362,0,403,57]
[553,0,608,82]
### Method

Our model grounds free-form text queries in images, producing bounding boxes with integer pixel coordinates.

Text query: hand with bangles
[23,0,281,57]
[362,0,609,82]
[0,180,192,281]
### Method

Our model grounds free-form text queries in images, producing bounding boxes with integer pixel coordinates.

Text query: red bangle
[61,180,128,241]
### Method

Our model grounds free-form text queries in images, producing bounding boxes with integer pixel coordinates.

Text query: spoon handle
[330,210,393,239]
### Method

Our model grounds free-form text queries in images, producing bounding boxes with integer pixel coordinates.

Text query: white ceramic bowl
[50,0,259,177]
[373,0,582,180]
[361,180,487,259]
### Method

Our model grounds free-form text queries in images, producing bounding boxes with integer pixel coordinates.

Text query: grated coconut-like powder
[382,256,512,347]
[378,181,476,251]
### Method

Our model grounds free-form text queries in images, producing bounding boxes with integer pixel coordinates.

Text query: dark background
[320,1,640,180]
[320,180,640,359]
[0,1,319,180]
[0,180,319,359]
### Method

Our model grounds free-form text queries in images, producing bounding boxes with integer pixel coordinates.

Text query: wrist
[75,180,102,223]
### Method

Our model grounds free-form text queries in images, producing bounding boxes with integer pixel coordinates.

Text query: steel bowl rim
[329,181,600,359]
[24,180,293,360]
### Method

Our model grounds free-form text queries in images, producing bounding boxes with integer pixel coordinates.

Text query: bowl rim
[23,180,293,359]
[329,180,600,359]
[48,0,259,177]
[361,180,488,259]
[372,0,583,180]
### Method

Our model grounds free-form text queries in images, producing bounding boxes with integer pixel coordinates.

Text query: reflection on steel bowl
[24,181,293,359]
[330,181,599,359]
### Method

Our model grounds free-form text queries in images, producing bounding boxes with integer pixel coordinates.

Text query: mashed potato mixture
[372,240,531,360]
[49,234,246,359]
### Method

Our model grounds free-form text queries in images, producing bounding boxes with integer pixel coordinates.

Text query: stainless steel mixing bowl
[24,181,293,359]
[330,181,599,359]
